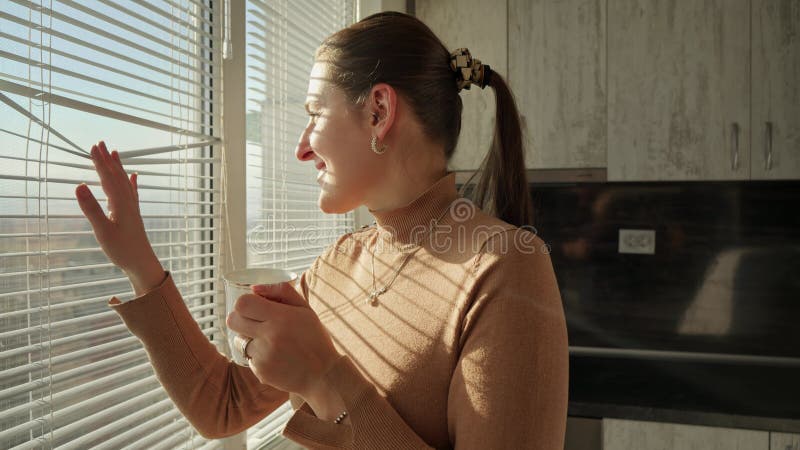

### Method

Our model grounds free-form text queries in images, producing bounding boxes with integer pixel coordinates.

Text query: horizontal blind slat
[0,379,161,444]
[121,418,197,450]
[55,0,215,55]
[0,152,214,182]
[5,0,216,72]
[0,323,129,360]
[90,406,183,450]
[0,32,202,100]
[0,285,219,321]
[0,348,148,402]
[1,361,155,419]
[0,80,218,139]
[0,325,218,381]
[0,50,208,115]
[106,0,211,38]
[0,12,212,89]
[0,302,215,341]
[0,226,213,240]
[59,399,179,450]
[0,72,209,128]
[0,252,217,279]
[0,174,219,193]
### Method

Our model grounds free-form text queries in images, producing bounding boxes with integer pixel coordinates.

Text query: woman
[75,12,568,450]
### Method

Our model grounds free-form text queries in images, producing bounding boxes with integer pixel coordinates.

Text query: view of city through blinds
[0,0,220,448]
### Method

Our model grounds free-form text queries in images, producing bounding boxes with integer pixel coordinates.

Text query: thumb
[252,281,307,307]
[76,183,111,238]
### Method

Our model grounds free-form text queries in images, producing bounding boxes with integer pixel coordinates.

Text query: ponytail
[457,72,534,228]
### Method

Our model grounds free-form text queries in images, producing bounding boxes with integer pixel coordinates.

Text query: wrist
[302,377,347,422]
[301,353,347,422]
[126,257,166,297]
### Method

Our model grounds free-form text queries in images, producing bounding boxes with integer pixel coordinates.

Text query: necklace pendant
[366,291,379,306]
[366,287,387,306]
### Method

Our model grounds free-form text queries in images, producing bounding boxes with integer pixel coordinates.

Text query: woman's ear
[367,83,397,141]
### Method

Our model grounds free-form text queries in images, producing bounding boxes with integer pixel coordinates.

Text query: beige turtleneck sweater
[109,171,569,449]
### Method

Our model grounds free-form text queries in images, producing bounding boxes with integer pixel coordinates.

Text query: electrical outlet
[618,229,656,254]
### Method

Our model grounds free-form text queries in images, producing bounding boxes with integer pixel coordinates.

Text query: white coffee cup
[222,268,298,366]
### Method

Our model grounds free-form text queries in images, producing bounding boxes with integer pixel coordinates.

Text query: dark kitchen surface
[531,181,800,358]
[568,356,800,431]
[461,179,800,425]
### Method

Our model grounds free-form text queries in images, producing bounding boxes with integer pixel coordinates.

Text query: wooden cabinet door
[416,0,508,171]
[508,0,607,169]
[603,419,769,450]
[751,0,800,180]
[607,0,750,181]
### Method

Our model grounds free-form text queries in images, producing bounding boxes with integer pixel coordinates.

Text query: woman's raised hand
[75,141,165,297]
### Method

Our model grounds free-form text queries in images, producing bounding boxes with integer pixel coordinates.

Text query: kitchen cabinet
[771,433,800,450]
[603,418,769,450]
[416,0,508,171]
[751,0,800,180]
[607,0,751,181]
[418,0,799,180]
[508,0,607,170]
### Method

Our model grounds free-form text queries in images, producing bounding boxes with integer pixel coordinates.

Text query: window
[1,0,222,448]
[243,0,356,447]
[1,0,358,447]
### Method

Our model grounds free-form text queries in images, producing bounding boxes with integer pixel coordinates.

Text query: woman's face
[295,62,384,214]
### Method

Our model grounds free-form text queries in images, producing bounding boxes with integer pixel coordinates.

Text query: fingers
[109,148,129,180]
[92,142,114,180]
[233,334,256,359]
[91,141,134,220]
[253,282,308,307]
[226,309,262,337]
[99,142,130,184]
[111,148,121,164]
[75,183,110,239]
[130,172,139,203]
[111,149,140,206]
[234,293,283,322]
[91,144,117,212]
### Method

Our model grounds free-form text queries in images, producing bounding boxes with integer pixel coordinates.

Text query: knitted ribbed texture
[109,170,569,449]
[367,172,461,245]
[109,273,290,439]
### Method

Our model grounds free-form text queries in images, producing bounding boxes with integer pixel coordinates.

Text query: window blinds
[1,0,222,448]
[243,0,356,446]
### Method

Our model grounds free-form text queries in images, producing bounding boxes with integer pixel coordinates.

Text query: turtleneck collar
[368,171,460,245]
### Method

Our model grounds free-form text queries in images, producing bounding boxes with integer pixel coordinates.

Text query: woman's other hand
[226,282,341,401]
[75,141,164,296]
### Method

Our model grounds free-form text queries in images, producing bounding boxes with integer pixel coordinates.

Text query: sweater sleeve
[107,269,313,439]
[447,233,569,449]
[281,353,436,449]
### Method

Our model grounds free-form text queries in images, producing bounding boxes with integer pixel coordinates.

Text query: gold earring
[371,135,387,154]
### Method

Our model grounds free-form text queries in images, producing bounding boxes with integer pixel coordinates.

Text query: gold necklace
[367,204,452,306]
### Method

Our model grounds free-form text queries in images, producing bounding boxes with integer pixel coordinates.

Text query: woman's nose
[295,126,313,162]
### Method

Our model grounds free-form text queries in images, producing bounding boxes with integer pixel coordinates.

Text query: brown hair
[316,11,534,228]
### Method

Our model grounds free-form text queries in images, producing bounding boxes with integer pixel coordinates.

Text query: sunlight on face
[296,62,383,214]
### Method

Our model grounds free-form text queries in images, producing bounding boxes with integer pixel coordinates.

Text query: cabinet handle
[764,121,773,171]
[730,122,740,171]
